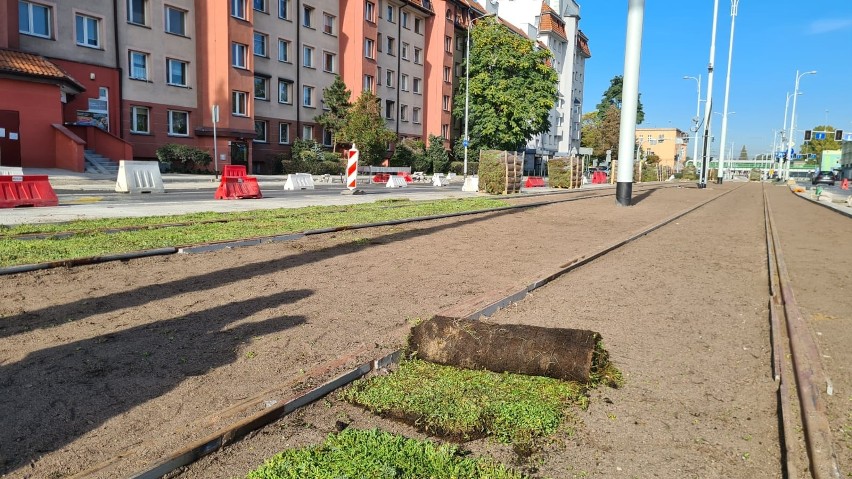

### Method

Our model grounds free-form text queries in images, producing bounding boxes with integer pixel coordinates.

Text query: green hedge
[547,159,573,188]
[155,143,212,173]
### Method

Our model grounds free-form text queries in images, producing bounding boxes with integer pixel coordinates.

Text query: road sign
[463,139,469,147]
[813,132,826,140]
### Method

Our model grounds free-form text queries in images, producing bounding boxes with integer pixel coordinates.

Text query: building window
[386,36,396,55]
[413,77,422,94]
[302,124,314,139]
[400,74,408,91]
[278,79,292,103]
[323,51,336,73]
[254,120,268,142]
[400,105,408,121]
[279,123,290,144]
[253,0,267,12]
[385,100,394,119]
[365,1,375,22]
[127,0,147,25]
[401,42,409,60]
[401,11,409,28]
[386,4,394,22]
[74,14,100,48]
[128,50,149,80]
[232,42,248,68]
[442,95,450,111]
[232,90,249,116]
[278,39,290,62]
[130,106,150,133]
[443,66,451,83]
[441,124,449,138]
[414,47,422,64]
[363,74,374,92]
[414,16,422,34]
[303,45,314,67]
[385,69,394,88]
[302,85,314,107]
[166,58,188,86]
[168,110,189,136]
[376,67,382,85]
[164,6,186,36]
[302,4,313,27]
[231,0,246,19]
[19,1,52,37]
[445,36,452,53]
[254,32,268,57]
[323,13,335,34]
[278,0,289,19]
[322,128,332,146]
[364,38,375,59]
[254,76,269,100]
[412,107,421,124]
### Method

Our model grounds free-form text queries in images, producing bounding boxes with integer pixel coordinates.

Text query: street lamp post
[717,0,739,184]
[463,10,495,178]
[699,0,720,188]
[615,0,645,206]
[683,75,702,172]
[785,70,817,180]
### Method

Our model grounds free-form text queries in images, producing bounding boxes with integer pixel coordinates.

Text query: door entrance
[230,140,248,167]
[0,110,22,167]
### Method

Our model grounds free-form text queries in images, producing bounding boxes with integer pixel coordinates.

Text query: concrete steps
[84,149,119,176]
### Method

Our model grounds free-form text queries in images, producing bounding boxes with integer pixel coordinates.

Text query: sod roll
[409,316,601,382]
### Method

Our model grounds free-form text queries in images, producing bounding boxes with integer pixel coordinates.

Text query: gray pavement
[788,180,852,217]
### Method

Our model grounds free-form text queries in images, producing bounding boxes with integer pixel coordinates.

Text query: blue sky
[577,1,852,158]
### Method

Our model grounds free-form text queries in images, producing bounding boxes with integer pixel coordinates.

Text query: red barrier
[591,171,608,184]
[0,175,59,208]
[214,176,262,199]
[842,178,849,191]
[222,165,247,178]
[372,173,390,184]
[397,172,413,183]
[524,176,546,187]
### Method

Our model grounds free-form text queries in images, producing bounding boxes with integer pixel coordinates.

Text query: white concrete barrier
[115,160,165,193]
[0,167,24,176]
[462,176,479,192]
[284,173,315,190]
[385,176,408,188]
[433,173,449,187]
[446,172,457,183]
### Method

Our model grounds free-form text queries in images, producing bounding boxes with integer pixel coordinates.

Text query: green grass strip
[339,359,589,450]
[0,198,507,267]
[245,428,527,479]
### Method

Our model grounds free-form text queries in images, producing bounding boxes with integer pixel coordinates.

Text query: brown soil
[1,183,848,479]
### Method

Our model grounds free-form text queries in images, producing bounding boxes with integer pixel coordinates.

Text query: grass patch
[0,198,507,267]
[245,428,527,479]
[339,359,590,452]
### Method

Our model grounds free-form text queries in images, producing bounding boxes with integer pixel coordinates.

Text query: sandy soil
[0,183,848,479]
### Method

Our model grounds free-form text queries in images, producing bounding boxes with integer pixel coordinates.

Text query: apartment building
[635,127,688,170]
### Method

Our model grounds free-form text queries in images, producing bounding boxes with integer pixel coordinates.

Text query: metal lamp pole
[716,0,739,184]
[786,70,816,180]
[683,75,702,171]
[699,0,720,188]
[615,0,645,206]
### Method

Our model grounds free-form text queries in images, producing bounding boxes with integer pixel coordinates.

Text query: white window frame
[232,42,248,68]
[412,107,421,124]
[400,105,408,121]
[443,66,451,83]
[363,74,374,92]
[302,4,313,27]
[164,6,186,36]
[278,79,293,104]
[254,120,268,142]
[322,127,333,146]
[386,4,394,22]
[278,0,289,19]
[128,50,149,80]
[323,12,335,34]
[253,0,267,13]
[302,85,314,107]
[75,13,100,48]
[254,32,268,57]
[385,99,394,120]
[445,36,452,53]
[167,110,189,136]
[401,42,409,60]
[278,39,290,62]
[364,38,375,59]
[413,77,422,94]
[442,95,450,111]
[386,36,395,55]
[302,124,314,139]
[127,0,147,25]
[130,106,150,133]
[365,0,375,22]
[279,122,290,144]
[323,51,336,73]
[254,76,269,100]
[401,11,409,28]
[400,74,408,91]
[232,90,249,116]
[414,47,422,64]
[303,45,314,67]
[385,69,394,88]
[231,0,247,19]
[19,1,52,38]
[166,58,188,86]
[414,16,422,34]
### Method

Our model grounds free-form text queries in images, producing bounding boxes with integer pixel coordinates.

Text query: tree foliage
[800,125,840,158]
[338,91,396,166]
[315,76,352,152]
[738,145,749,161]
[595,75,644,124]
[581,105,621,161]
[452,17,558,152]
[426,135,450,173]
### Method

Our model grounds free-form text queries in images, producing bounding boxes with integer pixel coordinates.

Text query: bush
[156,144,212,173]
[426,135,450,174]
[390,143,415,167]
[478,150,505,194]
[681,164,698,181]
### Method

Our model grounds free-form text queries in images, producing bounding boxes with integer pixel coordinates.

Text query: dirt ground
[1,183,848,479]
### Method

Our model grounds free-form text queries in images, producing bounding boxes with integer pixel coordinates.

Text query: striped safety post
[346,144,359,191]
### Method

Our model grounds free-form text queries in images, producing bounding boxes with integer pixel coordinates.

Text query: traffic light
[835,130,844,141]
[804,130,812,141]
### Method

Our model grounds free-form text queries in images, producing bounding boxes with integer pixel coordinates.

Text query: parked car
[811,171,836,186]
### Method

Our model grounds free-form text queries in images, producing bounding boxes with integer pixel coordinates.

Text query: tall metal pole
[683,75,702,170]
[786,70,816,180]
[717,0,739,184]
[615,0,645,206]
[700,0,720,188]
[463,16,471,178]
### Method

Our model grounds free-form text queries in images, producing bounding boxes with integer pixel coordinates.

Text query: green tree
[426,135,450,173]
[452,17,558,152]
[581,105,621,161]
[738,145,749,161]
[338,91,396,166]
[800,125,840,159]
[315,75,352,152]
[595,75,644,124]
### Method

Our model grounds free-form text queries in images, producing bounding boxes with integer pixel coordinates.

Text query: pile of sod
[245,428,527,479]
[339,359,606,452]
